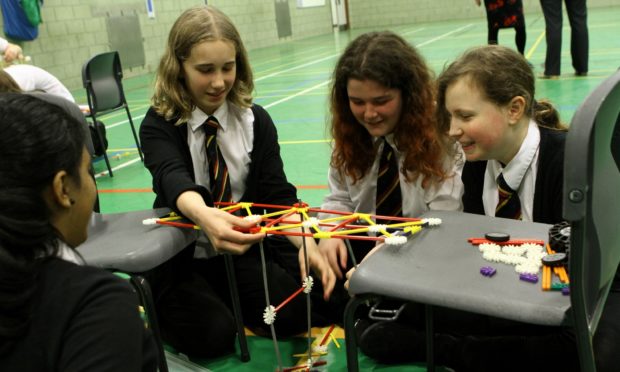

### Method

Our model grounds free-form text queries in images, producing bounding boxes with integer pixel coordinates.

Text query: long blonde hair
[152,5,254,124]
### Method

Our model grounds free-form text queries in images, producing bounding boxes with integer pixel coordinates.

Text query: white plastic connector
[384,235,407,245]
[302,217,320,228]
[303,276,314,293]
[142,218,158,225]
[422,218,442,226]
[263,305,276,325]
[243,215,262,224]
[368,224,388,232]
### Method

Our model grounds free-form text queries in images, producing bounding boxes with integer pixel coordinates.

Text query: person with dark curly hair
[317,31,463,279]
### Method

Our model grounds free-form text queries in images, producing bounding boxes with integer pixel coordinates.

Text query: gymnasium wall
[347,0,618,28]
[0,0,615,91]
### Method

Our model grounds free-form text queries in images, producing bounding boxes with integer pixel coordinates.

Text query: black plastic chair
[82,51,143,177]
[563,69,620,372]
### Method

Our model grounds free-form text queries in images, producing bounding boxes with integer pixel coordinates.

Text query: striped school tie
[203,116,232,203]
[495,173,522,220]
[376,138,402,224]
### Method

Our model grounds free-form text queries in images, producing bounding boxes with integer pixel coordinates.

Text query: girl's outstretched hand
[318,238,348,279]
[298,240,336,301]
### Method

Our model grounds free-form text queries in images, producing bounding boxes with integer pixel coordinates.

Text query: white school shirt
[187,101,254,202]
[4,65,75,103]
[187,101,254,258]
[482,119,540,222]
[56,240,84,265]
[318,134,464,220]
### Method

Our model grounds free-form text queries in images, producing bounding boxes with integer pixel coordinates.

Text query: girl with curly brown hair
[317,31,463,279]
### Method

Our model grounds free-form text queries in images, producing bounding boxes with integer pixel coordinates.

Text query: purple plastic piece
[519,273,539,283]
[480,266,497,277]
[562,287,570,296]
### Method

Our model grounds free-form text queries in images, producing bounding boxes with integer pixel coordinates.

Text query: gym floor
[74,6,619,371]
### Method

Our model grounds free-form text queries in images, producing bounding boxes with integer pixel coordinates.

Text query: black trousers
[145,236,347,358]
[540,0,589,75]
[488,25,527,55]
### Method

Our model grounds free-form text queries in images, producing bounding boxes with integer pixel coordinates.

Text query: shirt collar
[490,119,540,190]
[188,101,230,133]
[57,240,84,265]
[372,133,396,149]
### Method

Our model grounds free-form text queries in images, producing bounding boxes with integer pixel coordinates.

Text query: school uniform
[462,122,565,224]
[1,244,158,371]
[318,134,463,261]
[140,102,342,358]
[458,122,619,370]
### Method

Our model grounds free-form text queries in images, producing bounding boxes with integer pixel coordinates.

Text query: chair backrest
[564,70,620,367]
[82,51,126,114]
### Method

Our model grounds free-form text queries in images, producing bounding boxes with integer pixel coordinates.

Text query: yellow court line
[525,30,546,60]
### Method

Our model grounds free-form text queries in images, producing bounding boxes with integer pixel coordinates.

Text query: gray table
[78,208,198,272]
[345,210,570,371]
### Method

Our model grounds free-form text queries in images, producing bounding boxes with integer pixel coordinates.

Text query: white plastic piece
[502,244,527,256]
[515,264,540,275]
[368,224,388,232]
[243,215,262,224]
[385,235,407,245]
[263,305,276,325]
[479,243,501,253]
[302,217,320,228]
[142,218,158,225]
[303,276,314,293]
[422,218,442,226]
[313,345,328,354]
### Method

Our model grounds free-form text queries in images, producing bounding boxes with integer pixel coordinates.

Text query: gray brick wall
[348,0,617,28]
[0,0,614,90]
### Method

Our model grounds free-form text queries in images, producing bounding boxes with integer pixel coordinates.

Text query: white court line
[104,25,474,175]
[401,27,426,36]
[416,24,474,47]
[94,157,143,179]
[255,54,337,82]
[264,81,331,109]
[106,114,146,129]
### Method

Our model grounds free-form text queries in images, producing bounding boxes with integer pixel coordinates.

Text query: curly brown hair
[331,31,448,187]
[329,31,448,187]
[152,5,254,124]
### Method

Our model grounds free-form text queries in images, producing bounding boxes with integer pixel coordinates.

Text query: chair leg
[344,295,377,372]
[129,275,169,372]
[90,116,113,177]
[124,106,144,162]
[425,304,435,372]
[224,254,251,362]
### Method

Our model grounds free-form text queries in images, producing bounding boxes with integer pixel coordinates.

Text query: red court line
[97,185,327,193]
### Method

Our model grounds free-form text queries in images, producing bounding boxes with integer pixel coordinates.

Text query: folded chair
[82,51,143,177]
[563,69,620,371]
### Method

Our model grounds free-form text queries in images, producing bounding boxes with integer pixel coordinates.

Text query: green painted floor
[74,7,619,371]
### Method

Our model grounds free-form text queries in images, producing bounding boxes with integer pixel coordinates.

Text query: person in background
[475,0,527,55]
[4,64,75,102]
[0,37,23,62]
[140,5,339,359]
[539,0,588,78]
[0,93,157,371]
